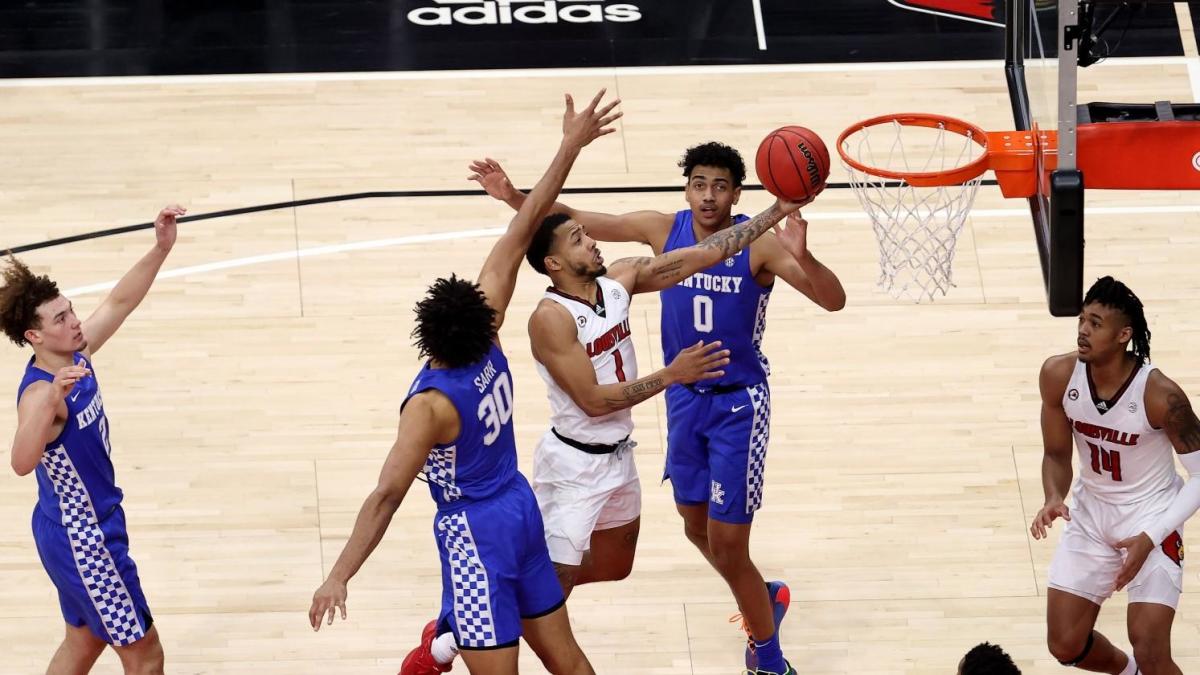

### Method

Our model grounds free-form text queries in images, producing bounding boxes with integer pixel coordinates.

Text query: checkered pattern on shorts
[41,445,145,646]
[424,445,462,502]
[437,511,497,648]
[745,383,771,514]
[41,444,98,527]
[751,293,772,377]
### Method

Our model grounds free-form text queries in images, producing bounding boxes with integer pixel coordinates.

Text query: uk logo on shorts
[710,480,725,505]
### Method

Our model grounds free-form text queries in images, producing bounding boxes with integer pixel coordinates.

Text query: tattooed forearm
[602,377,666,410]
[697,203,785,258]
[1166,392,1200,453]
[652,258,685,280]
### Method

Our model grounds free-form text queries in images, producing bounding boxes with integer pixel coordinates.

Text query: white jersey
[1063,359,1178,504]
[536,276,637,445]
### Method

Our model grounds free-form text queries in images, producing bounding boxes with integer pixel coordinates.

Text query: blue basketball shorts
[32,504,153,646]
[434,474,564,650]
[663,382,771,524]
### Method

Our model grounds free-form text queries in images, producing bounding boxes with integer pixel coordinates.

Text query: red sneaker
[399,620,453,675]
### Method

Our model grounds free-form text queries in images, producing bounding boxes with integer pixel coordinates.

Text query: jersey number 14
[1087,441,1123,482]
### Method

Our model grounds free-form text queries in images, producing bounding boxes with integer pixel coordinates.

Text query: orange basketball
[755,126,830,203]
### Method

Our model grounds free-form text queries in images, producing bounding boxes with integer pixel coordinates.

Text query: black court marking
[4,179,1000,255]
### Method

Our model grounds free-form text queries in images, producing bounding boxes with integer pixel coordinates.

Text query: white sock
[1118,651,1138,675]
[431,632,459,665]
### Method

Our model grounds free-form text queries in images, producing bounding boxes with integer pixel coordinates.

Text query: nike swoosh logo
[731,404,748,413]
[70,390,81,402]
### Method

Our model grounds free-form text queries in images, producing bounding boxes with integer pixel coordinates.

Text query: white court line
[751,0,767,51]
[63,226,504,296]
[1,56,1194,88]
[61,203,1200,297]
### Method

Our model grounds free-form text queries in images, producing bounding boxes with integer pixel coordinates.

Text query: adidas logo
[408,0,643,27]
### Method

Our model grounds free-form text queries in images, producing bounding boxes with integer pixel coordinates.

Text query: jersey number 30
[478,372,514,446]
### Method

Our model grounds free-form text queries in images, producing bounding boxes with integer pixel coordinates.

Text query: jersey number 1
[1087,441,1123,482]
[477,372,514,446]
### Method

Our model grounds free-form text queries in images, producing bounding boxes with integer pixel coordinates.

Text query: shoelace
[728,611,755,650]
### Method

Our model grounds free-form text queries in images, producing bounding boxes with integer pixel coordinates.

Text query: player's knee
[708,541,750,575]
[605,557,634,582]
[1132,640,1172,674]
[1047,629,1092,666]
[117,633,165,674]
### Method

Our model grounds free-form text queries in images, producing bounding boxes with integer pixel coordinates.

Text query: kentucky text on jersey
[586,319,631,357]
[1071,419,1140,446]
[75,393,105,429]
[678,271,744,294]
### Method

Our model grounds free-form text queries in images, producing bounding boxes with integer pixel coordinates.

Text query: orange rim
[837,113,990,187]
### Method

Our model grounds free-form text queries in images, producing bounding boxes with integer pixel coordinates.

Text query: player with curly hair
[307,90,619,675]
[4,204,187,674]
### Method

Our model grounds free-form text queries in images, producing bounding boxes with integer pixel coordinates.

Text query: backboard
[1006,0,1084,317]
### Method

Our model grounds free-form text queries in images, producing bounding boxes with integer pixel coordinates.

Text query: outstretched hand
[561,89,622,149]
[468,158,518,202]
[154,204,186,253]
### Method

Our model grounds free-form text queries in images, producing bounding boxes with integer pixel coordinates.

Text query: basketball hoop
[838,113,1045,303]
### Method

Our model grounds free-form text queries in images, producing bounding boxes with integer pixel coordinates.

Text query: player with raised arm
[308,90,618,675]
[5,205,187,675]
[472,142,844,674]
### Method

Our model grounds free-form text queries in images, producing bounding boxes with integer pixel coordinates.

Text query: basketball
[755,126,831,203]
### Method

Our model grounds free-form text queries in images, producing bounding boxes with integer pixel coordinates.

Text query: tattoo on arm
[697,203,784,258]
[603,377,665,409]
[1166,392,1200,453]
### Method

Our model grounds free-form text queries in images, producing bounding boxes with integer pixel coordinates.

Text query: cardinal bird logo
[888,0,1002,26]
[1162,530,1185,567]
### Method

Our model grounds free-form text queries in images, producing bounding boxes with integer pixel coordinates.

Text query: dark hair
[960,642,1021,675]
[678,141,747,187]
[1082,276,1150,364]
[411,274,497,368]
[0,255,61,347]
[525,212,572,276]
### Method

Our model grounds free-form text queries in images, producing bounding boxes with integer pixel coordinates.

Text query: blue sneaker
[735,580,791,670]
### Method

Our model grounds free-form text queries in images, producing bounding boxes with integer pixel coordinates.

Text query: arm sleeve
[1144,451,1200,545]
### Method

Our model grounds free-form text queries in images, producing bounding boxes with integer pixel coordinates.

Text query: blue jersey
[405,343,519,511]
[18,353,121,527]
[660,210,773,388]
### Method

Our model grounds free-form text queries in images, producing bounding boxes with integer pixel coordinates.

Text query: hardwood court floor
[2,57,1200,673]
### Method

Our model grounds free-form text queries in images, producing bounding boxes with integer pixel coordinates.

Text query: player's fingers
[338,599,347,620]
[564,93,575,115]
[308,603,321,630]
[699,370,725,380]
[597,97,620,114]
[599,110,623,126]
[585,88,606,113]
[326,605,336,626]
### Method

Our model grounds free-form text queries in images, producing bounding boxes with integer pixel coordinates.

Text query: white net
[840,119,985,303]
